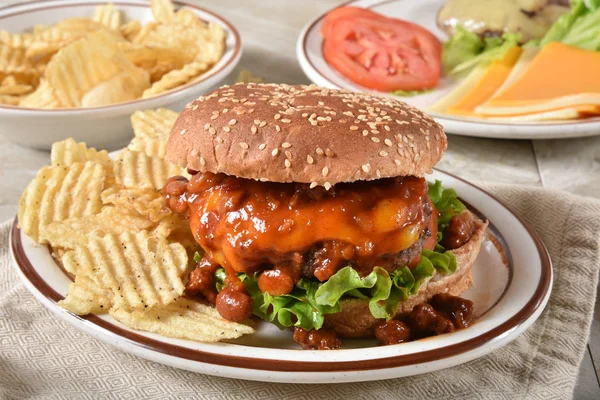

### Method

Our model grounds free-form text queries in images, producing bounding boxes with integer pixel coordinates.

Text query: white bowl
[0,0,242,150]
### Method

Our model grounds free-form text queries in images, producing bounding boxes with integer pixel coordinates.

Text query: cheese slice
[476,42,600,116]
[446,46,522,116]
[428,67,488,114]
[487,105,600,122]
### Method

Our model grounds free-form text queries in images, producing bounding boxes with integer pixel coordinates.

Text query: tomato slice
[321,6,384,38]
[322,9,442,92]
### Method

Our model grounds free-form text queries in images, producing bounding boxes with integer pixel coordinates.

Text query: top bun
[166,83,446,187]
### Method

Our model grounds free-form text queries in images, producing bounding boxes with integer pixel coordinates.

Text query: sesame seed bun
[166,83,446,186]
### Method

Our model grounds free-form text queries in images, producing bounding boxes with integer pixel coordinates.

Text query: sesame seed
[254,119,260,125]
[324,182,332,191]
[339,119,347,124]
[272,149,279,156]
[192,105,199,111]
[394,159,402,166]
[210,115,218,120]
[285,150,292,159]
[322,166,329,177]
[384,139,393,146]
[371,137,380,143]
[384,125,391,131]
[218,98,227,103]
[259,143,266,150]
[317,116,326,121]
[379,150,388,157]
[216,137,223,144]
[350,125,358,131]
[239,142,249,150]
[248,108,255,113]
[325,148,334,157]
[284,159,291,168]
[281,118,291,123]
[228,119,237,126]
[310,182,318,189]
[200,156,206,166]
[251,126,257,134]
[282,142,291,148]
[307,155,314,164]
[208,127,216,135]
[276,125,281,132]
[376,170,381,178]
[223,126,230,133]
[223,108,229,113]
[362,164,371,173]
[316,147,324,156]
[302,113,309,117]
[204,123,210,130]
[259,121,267,127]
[274,114,281,120]
[180,129,187,135]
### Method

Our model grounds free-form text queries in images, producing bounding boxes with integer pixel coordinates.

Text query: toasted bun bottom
[323,214,489,338]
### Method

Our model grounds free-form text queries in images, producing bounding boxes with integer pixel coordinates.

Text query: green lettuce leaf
[428,180,467,233]
[445,31,521,77]
[442,27,485,73]
[536,0,600,50]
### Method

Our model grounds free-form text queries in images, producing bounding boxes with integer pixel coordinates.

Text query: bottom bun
[323,213,489,338]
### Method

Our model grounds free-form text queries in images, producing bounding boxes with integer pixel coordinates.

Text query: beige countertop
[0,0,598,397]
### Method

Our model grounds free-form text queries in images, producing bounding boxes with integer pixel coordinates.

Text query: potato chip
[81,66,150,107]
[0,76,33,95]
[18,79,62,108]
[53,18,107,36]
[114,149,185,190]
[63,231,188,311]
[45,30,130,107]
[124,45,192,82]
[142,61,208,98]
[93,4,122,30]
[0,31,34,48]
[18,161,107,242]
[131,108,179,140]
[236,68,265,84]
[0,94,22,105]
[151,0,175,23]
[127,136,167,158]
[131,22,157,44]
[195,22,225,65]
[110,298,254,342]
[174,8,204,26]
[50,138,110,167]
[0,43,37,84]
[101,186,169,222]
[59,275,113,315]
[40,206,158,249]
[120,20,142,41]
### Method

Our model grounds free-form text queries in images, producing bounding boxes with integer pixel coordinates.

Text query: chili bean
[431,293,474,329]
[215,288,253,322]
[293,327,342,350]
[407,303,455,336]
[442,211,475,249]
[374,320,412,345]
[258,268,294,296]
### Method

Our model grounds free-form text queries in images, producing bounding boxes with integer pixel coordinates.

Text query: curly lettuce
[210,181,466,331]
[442,27,521,77]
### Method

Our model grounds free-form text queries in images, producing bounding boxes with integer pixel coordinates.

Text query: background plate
[10,170,552,383]
[296,0,600,140]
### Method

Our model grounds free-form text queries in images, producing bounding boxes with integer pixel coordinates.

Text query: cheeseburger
[163,83,488,349]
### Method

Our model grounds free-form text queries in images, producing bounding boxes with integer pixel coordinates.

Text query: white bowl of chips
[0,0,242,150]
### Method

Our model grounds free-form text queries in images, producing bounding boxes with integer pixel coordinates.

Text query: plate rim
[9,169,552,374]
[295,0,600,139]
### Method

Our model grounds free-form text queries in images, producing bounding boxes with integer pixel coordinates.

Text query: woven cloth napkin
[1,183,599,400]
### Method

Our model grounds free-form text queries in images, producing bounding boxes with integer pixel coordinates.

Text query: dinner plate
[296,0,600,140]
[10,169,552,383]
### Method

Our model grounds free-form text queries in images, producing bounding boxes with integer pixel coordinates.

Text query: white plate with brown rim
[10,169,552,383]
[296,0,600,140]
